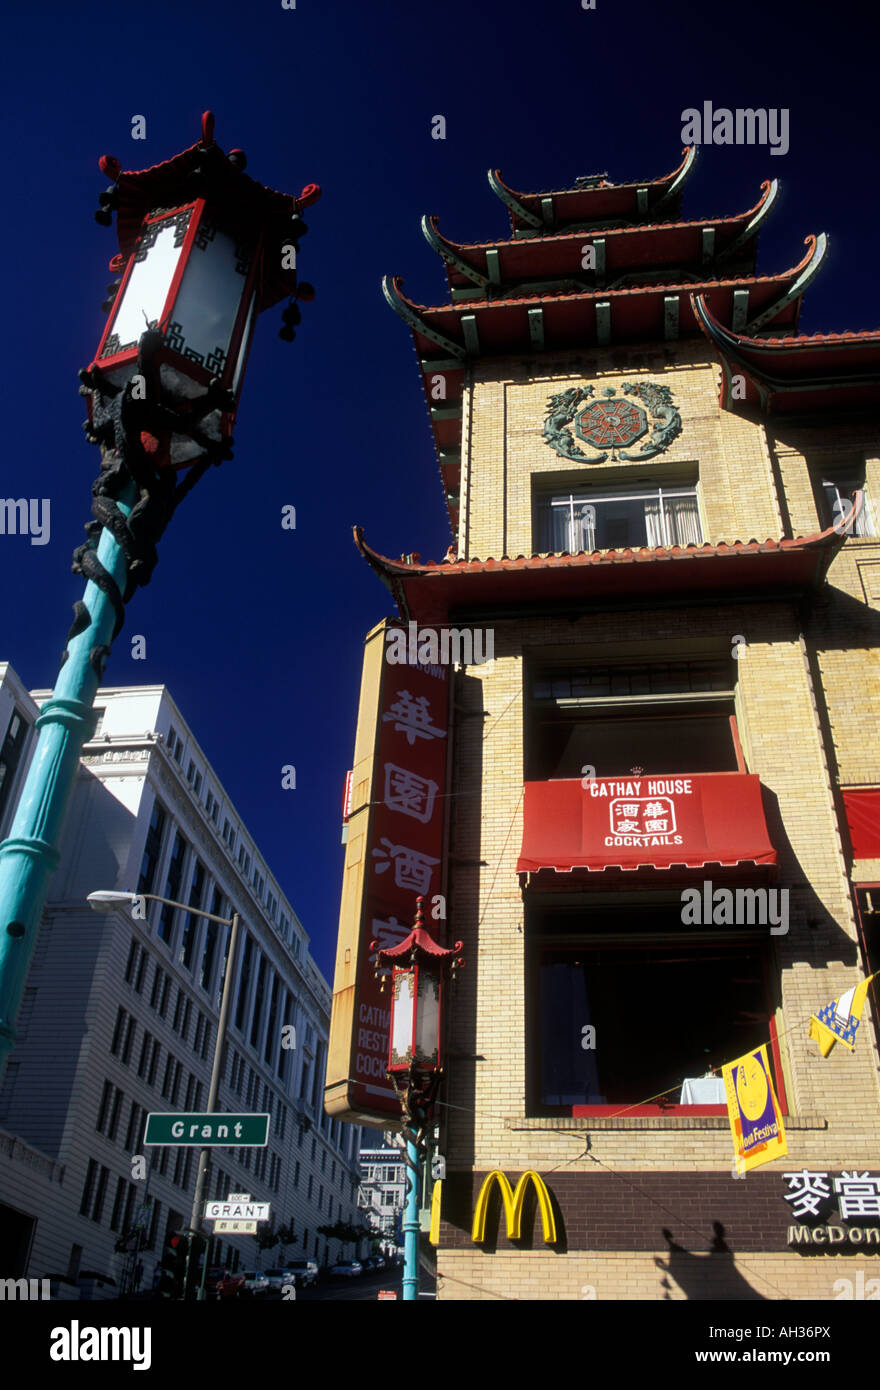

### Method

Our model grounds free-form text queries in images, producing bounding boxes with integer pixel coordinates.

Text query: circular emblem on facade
[576,397,647,450]
[543,381,682,464]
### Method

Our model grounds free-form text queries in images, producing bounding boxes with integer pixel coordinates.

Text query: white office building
[358,1136,406,1243]
[0,666,364,1294]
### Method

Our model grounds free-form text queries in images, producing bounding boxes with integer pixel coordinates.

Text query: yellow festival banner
[721,1044,787,1173]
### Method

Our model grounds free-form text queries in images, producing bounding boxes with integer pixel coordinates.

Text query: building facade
[0,671,363,1291]
[358,1136,406,1244]
[330,151,880,1299]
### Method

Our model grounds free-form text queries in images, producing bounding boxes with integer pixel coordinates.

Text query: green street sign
[144,1113,270,1147]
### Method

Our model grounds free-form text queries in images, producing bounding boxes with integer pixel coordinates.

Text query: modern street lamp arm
[86,889,234,927]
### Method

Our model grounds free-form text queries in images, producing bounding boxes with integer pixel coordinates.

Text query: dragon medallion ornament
[543,382,682,464]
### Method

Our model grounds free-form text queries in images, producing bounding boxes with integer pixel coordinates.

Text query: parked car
[283,1260,318,1289]
[362,1256,383,1272]
[330,1260,363,1278]
[262,1268,289,1295]
[205,1267,246,1299]
[241,1270,270,1298]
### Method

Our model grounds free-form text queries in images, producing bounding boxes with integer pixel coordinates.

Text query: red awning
[843,789,880,861]
[517,773,777,873]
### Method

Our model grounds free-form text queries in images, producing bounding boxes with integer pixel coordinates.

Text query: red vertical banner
[346,627,450,1119]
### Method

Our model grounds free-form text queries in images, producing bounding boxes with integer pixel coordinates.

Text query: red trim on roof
[494,150,692,209]
[694,294,880,413]
[432,181,773,292]
[353,517,847,625]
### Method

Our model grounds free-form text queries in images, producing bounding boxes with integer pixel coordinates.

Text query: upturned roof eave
[353,515,851,625]
[427,178,776,262]
[490,147,696,212]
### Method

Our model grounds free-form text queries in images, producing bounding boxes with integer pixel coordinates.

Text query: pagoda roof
[693,296,880,415]
[425,181,777,298]
[490,148,697,235]
[384,234,827,534]
[98,111,319,314]
[384,234,824,362]
[354,512,851,626]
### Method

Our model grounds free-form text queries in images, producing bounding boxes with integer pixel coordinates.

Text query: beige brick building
[330,151,880,1299]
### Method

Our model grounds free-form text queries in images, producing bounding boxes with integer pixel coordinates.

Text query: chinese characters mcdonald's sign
[326,620,450,1124]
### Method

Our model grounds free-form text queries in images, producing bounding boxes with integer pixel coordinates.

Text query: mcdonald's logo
[471,1170,557,1245]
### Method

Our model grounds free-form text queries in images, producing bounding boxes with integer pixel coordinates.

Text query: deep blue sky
[2,0,878,978]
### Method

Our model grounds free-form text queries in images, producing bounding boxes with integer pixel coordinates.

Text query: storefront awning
[517,773,777,873]
[842,788,880,863]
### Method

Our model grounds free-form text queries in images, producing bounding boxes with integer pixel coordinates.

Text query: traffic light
[157,1231,188,1299]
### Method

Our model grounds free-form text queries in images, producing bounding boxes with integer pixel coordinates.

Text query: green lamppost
[0,112,317,1081]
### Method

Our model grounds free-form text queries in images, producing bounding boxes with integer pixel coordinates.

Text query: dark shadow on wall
[654,1222,770,1301]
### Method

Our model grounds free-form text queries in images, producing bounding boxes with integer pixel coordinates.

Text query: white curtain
[574,504,596,552]
[664,494,702,546]
[644,496,664,547]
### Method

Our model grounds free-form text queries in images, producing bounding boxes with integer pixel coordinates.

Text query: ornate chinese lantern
[373,897,463,1091]
[83,109,318,471]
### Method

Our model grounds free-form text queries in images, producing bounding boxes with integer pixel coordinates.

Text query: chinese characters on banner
[350,642,450,1118]
[516,774,777,872]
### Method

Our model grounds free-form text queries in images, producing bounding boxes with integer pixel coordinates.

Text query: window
[234,935,255,1031]
[80,1160,98,1216]
[124,1102,144,1152]
[0,710,28,825]
[179,860,205,971]
[150,966,170,1017]
[110,1176,128,1232]
[250,956,268,1046]
[161,1053,179,1101]
[137,801,167,898]
[96,1080,123,1140]
[186,759,202,795]
[167,727,183,763]
[111,1007,135,1065]
[223,819,236,852]
[535,482,702,553]
[148,1201,161,1251]
[819,471,876,537]
[124,942,139,985]
[205,790,220,824]
[174,1148,192,1188]
[172,994,191,1044]
[526,656,740,780]
[277,990,292,1080]
[81,1162,109,1223]
[526,900,782,1116]
[137,1032,159,1086]
[158,832,187,945]
[200,887,225,995]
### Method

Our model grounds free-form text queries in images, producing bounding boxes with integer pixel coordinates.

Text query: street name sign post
[204,1199,271,1222]
[144,1113,270,1146]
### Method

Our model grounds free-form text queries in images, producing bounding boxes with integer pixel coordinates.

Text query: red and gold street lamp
[0,112,317,1084]
[373,897,463,1301]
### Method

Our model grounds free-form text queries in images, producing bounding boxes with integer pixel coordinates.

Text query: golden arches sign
[471,1170,557,1245]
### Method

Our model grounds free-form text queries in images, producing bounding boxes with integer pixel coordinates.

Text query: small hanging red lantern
[372,897,464,1080]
